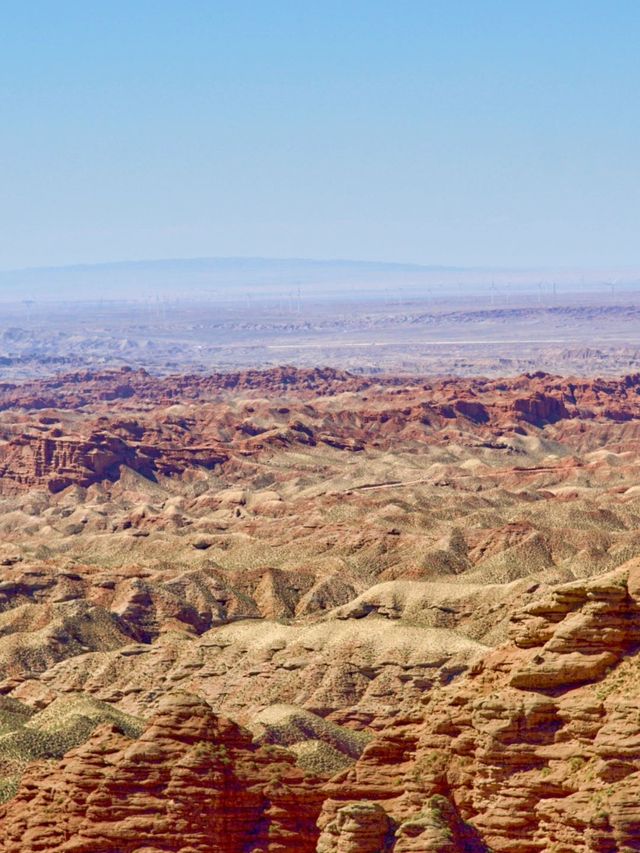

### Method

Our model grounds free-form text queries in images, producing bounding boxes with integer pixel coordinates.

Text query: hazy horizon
[1,255,639,304]
[5,254,640,276]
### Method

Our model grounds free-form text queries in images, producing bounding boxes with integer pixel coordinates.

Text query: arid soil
[2,366,640,850]
[4,289,640,381]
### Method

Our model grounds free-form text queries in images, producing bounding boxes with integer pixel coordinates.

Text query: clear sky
[1,1,639,270]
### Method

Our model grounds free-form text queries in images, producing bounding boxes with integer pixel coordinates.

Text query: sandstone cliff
[316,561,640,851]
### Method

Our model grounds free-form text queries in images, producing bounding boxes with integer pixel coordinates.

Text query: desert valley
[1,364,640,850]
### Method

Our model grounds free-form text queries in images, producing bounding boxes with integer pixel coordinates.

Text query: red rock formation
[3,367,640,493]
[0,366,365,412]
[0,692,325,853]
[315,562,640,852]
[2,366,640,420]
[511,391,570,425]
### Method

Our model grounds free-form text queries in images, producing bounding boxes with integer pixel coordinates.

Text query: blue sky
[1,1,638,270]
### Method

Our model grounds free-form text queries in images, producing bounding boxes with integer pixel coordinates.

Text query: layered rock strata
[2,367,640,493]
[316,562,640,851]
[0,692,325,853]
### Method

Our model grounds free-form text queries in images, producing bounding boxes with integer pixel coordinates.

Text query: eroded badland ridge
[2,367,640,850]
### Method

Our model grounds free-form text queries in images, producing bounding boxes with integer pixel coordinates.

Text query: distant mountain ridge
[0,256,461,302]
[0,256,638,302]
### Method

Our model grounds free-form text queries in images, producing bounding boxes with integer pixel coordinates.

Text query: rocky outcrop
[2,368,640,492]
[0,426,228,493]
[511,392,570,425]
[0,692,326,853]
[315,562,640,852]
[0,366,365,412]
